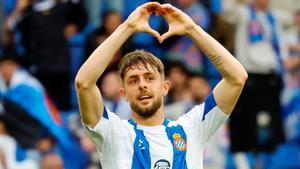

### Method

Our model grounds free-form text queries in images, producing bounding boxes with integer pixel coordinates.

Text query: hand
[284,56,300,70]
[124,2,161,40]
[159,4,196,43]
[289,44,300,52]
[15,0,31,11]
[64,24,78,39]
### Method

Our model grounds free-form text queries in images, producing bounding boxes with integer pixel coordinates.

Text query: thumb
[159,30,174,43]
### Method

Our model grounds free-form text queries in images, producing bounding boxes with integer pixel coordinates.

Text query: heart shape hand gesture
[124,2,197,43]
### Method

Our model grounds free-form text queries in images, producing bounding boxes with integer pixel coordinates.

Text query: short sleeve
[177,92,229,145]
[82,107,123,150]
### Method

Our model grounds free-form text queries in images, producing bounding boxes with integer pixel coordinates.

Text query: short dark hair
[118,50,164,81]
[0,46,19,63]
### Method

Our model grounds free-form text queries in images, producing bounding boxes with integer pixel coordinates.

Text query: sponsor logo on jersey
[154,159,170,169]
[173,133,186,151]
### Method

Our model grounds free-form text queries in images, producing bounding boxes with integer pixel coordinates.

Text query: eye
[148,77,154,81]
[147,75,155,81]
[129,79,137,85]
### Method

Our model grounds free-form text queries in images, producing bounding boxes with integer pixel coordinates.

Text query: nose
[138,78,148,90]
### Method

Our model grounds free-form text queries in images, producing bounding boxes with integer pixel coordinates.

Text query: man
[0,49,86,169]
[75,2,247,169]
[222,0,285,167]
[6,0,87,110]
[0,120,38,169]
[101,71,131,119]
[282,9,300,142]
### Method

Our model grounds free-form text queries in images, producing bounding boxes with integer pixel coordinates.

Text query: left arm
[160,4,248,114]
[187,24,248,115]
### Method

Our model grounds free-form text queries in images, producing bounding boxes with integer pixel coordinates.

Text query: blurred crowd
[0,0,299,169]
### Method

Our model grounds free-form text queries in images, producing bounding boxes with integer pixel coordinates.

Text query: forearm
[75,23,134,87]
[6,9,23,30]
[187,25,247,84]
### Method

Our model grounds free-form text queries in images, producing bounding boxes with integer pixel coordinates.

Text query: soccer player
[75,2,248,169]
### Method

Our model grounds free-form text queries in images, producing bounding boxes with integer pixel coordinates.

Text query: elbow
[227,69,248,86]
[235,69,248,86]
[75,74,92,90]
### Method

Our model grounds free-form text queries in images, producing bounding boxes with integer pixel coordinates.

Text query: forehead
[124,63,158,79]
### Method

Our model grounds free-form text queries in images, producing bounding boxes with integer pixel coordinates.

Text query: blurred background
[0,0,299,168]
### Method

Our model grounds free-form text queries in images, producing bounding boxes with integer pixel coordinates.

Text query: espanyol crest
[173,133,186,151]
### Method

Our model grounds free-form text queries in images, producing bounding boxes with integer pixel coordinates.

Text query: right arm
[75,2,161,128]
[5,0,30,30]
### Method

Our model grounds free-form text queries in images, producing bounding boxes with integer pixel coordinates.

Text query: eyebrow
[127,75,139,80]
[144,72,155,76]
[127,72,155,79]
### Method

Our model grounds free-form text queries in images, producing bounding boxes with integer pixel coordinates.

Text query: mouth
[138,94,153,104]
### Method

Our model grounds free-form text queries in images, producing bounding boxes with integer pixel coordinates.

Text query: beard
[130,96,162,117]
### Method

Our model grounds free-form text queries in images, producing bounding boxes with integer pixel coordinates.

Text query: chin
[130,96,163,118]
[131,102,161,118]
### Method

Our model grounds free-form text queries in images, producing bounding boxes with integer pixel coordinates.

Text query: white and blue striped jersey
[83,92,228,169]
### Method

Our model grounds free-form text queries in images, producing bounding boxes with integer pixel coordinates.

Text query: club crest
[172,133,186,151]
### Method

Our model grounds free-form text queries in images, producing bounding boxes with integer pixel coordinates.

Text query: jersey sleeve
[82,107,123,150]
[177,92,229,145]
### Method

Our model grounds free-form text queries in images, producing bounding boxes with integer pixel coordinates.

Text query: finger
[143,2,161,14]
[160,30,174,43]
[146,25,161,41]
[161,3,176,14]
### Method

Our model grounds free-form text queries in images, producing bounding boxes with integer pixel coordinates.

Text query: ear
[162,80,171,96]
[119,87,129,101]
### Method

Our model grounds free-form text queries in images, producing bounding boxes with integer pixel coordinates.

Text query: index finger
[143,2,162,14]
[161,3,176,14]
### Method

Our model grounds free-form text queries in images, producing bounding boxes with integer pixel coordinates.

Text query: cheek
[158,84,167,96]
[124,86,137,100]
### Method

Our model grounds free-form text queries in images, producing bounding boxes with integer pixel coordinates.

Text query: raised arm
[160,4,248,114]
[75,2,161,127]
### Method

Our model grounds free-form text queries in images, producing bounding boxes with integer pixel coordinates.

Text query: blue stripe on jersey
[103,107,109,119]
[202,92,217,121]
[128,119,151,169]
[164,120,188,169]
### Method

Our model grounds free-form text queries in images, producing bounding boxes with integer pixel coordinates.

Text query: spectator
[164,62,192,122]
[85,10,122,71]
[165,61,191,105]
[84,0,123,28]
[68,113,101,169]
[0,121,38,169]
[40,153,64,169]
[222,0,286,168]
[0,48,58,149]
[165,0,212,74]
[101,71,131,120]
[282,9,300,142]
[6,0,87,110]
[189,75,211,104]
[0,48,87,169]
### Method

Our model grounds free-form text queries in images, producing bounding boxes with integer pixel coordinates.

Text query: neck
[131,106,164,126]
[113,95,121,102]
[6,65,19,86]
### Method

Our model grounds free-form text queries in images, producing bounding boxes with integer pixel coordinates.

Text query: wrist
[186,23,203,37]
[119,22,135,35]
